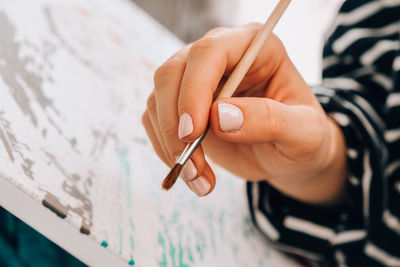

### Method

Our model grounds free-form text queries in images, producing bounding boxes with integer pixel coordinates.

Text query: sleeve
[247,1,400,265]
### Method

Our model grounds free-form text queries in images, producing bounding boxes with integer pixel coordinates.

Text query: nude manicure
[188,176,210,197]
[178,112,193,139]
[218,102,244,132]
[180,159,197,181]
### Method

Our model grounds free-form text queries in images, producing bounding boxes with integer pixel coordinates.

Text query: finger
[209,97,327,157]
[153,46,188,158]
[146,92,174,166]
[186,160,216,197]
[142,110,171,167]
[153,46,210,181]
[146,94,209,183]
[177,24,284,142]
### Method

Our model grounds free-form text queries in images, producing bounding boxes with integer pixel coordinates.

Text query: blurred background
[133,0,344,85]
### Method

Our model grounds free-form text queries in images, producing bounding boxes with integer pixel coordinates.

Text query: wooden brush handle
[215,0,291,100]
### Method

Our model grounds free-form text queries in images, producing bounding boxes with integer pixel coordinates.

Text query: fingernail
[188,176,210,197]
[218,102,243,132]
[178,112,193,139]
[180,159,197,181]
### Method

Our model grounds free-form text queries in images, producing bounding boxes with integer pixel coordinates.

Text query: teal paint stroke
[158,232,167,267]
[119,227,123,255]
[168,235,177,267]
[186,246,194,263]
[218,211,225,239]
[178,241,190,267]
[130,235,134,251]
[193,229,206,262]
[119,147,132,208]
[129,217,135,230]
[176,224,189,267]
[170,210,180,224]
[185,236,194,264]
[158,213,191,267]
[206,212,216,254]
[242,216,254,239]
[101,231,109,248]
[188,221,206,263]
[129,255,135,266]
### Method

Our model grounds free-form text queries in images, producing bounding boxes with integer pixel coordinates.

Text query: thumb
[209,97,326,148]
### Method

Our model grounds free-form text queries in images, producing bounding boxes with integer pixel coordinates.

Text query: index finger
[177,24,263,142]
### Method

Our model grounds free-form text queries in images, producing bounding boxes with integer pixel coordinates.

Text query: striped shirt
[247,1,400,266]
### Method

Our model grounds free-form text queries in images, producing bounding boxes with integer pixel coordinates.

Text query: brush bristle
[162,163,183,190]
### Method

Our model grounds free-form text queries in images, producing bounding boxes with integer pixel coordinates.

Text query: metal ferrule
[176,129,208,165]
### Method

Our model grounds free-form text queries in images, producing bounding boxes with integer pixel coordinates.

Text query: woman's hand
[142,23,347,204]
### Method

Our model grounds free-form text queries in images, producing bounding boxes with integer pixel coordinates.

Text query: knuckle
[189,37,219,56]
[268,34,286,62]
[205,27,227,36]
[146,92,156,110]
[159,118,177,137]
[263,101,282,139]
[154,64,174,85]
[243,22,262,29]
[153,60,183,86]
[308,112,326,149]
[141,112,148,126]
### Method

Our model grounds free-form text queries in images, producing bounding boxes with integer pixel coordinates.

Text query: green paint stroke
[119,147,132,208]
[130,235,135,251]
[119,227,123,255]
[168,234,177,267]
[232,244,239,262]
[129,255,135,266]
[101,231,109,248]
[187,246,194,263]
[158,233,167,267]
[185,236,194,263]
[218,212,225,238]
[129,217,135,230]
[170,210,180,224]
[178,241,190,267]
[206,214,216,254]
[194,229,206,261]
[101,241,108,248]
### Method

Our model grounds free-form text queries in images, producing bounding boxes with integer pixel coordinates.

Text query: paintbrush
[162,0,292,190]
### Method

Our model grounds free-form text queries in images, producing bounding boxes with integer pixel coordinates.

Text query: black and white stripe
[247,0,400,266]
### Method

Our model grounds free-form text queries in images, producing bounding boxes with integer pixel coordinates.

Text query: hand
[142,23,347,204]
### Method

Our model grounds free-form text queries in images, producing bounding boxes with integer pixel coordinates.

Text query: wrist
[307,116,348,204]
[268,115,348,205]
